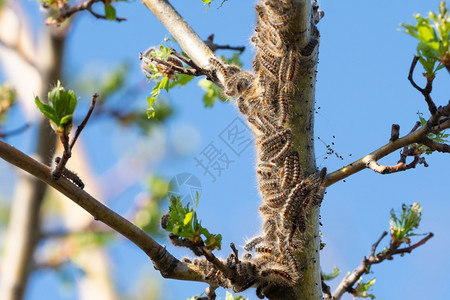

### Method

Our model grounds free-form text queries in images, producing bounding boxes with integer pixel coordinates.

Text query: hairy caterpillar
[281,151,301,189]
[263,0,297,30]
[54,157,85,189]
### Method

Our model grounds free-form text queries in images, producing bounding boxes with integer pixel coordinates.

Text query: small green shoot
[400,1,449,76]
[104,4,116,20]
[353,278,376,299]
[225,291,247,300]
[162,194,222,251]
[198,79,228,107]
[35,81,77,135]
[390,203,423,247]
[322,267,340,281]
[141,45,194,118]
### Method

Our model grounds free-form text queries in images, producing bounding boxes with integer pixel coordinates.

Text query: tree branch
[325,124,429,186]
[0,140,207,284]
[325,99,450,187]
[139,0,216,74]
[332,231,433,300]
[49,0,127,24]
[407,55,436,115]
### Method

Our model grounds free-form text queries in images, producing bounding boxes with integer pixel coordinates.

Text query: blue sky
[2,0,449,299]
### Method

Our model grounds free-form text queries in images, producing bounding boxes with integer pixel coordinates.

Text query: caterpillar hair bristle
[245,236,264,251]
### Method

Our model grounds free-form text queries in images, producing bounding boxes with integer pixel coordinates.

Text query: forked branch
[331,231,433,300]
[325,56,450,187]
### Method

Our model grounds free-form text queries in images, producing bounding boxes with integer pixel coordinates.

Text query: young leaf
[104,4,117,20]
[35,96,58,125]
[353,278,376,299]
[198,79,228,107]
[162,195,222,251]
[390,203,423,246]
[322,267,340,281]
[400,2,449,76]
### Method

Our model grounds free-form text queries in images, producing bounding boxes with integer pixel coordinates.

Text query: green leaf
[199,79,228,107]
[159,76,170,92]
[401,2,450,76]
[354,278,376,299]
[416,111,449,154]
[222,52,243,68]
[322,267,340,281]
[45,81,78,129]
[35,96,58,125]
[60,114,73,127]
[184,212,193,225]
[104,4,116,20]
[146,96,156,119]
[417,111,427,126]
[205,233,222,250]
[390,203,423,245]
[170,74,194,88]
[162,195,222,250]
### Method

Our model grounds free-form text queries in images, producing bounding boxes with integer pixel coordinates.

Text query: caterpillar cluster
[178,1,324,298]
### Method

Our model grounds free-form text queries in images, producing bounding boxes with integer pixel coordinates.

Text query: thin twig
[203,250,234,279]
[325,108,449,186]
[387,233,434,257]
[370,231,387,257]
[149,56,202,77]
[69,93,97,151]
[204,34,245,53]
[321,274,333,300]
[407,55,437,115]
[332,231,433,300]
[390,124,400,142]
[170,49,204,74]
[55,0,127,23]
[421,138,450,153]
[52,126,71,179]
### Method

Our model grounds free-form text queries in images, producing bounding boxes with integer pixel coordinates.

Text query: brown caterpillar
[260,137,292,162]
[258,129,291,151]
[281,151,301,189]
[300,38,319,57]
[263,0,297,30]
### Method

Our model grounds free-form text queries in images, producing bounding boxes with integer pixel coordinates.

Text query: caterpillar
[264,0,297,30]
[54,157,85,189]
